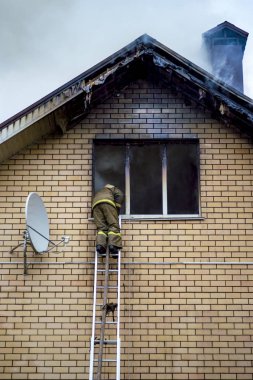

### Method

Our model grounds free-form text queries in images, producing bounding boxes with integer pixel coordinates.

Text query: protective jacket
[92,184,124,210]
[92,184,124,250]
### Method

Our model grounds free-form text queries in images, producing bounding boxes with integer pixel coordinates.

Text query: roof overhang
[1,34,253,163]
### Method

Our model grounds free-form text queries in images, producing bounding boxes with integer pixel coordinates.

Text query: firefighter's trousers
[93,203,122,250]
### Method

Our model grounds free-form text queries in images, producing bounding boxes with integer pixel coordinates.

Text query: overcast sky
[1,0,253,123]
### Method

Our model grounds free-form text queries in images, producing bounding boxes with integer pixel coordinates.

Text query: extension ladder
[89,244,121,380]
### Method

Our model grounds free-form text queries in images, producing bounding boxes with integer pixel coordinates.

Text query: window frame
[93,139,203,221]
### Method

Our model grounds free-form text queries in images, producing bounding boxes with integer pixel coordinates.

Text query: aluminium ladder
[89,240,121,380]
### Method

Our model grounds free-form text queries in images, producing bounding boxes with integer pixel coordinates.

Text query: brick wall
[1,79,253,379]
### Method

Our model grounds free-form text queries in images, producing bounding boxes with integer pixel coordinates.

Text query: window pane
[94,144,125,213]
[167,141,199,214]
[130,144,162,214]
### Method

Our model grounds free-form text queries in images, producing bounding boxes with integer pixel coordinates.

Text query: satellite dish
[25,192,50,253]
[9,192,69,274]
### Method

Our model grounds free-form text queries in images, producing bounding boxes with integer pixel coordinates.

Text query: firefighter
[92,184,124,258]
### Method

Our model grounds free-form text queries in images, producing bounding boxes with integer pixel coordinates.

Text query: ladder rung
[94,339,117,345]
[96,303,118,308]
[95,305,118,313]
[94,358,117,362]
[97,262,118,266]
[97,269,118,273]
[96,285,118,289]
[95,320,117,324]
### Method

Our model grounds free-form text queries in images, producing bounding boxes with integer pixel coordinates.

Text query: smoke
[1,0,253,123]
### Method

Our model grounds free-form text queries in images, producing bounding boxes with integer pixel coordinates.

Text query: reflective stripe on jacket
[92,184,124,210]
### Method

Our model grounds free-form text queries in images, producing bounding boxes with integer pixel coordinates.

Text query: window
[93,139,200,217]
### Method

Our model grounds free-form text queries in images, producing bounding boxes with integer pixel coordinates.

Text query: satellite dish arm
[27,224,68,253]
[26,224,57,248]
[46,238,68,252]
[9,229,29,275]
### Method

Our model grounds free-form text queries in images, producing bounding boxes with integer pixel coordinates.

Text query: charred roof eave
[147,50,253,135]
[1,33,253,162]
[0,34,151,130]
[1,33,253,131]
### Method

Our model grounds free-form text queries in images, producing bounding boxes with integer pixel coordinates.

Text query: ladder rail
[89,216,121,380]
[116,247,121,380]
[96,249,110,380]
[89,248,98,380]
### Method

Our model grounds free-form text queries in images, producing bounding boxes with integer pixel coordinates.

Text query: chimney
[202,21,248,93]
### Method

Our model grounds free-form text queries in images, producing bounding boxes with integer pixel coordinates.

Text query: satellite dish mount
[10,192,69,275]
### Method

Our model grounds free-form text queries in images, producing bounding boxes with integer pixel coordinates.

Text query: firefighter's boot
[96,244,106,257]
[109,245,119,259]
